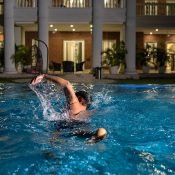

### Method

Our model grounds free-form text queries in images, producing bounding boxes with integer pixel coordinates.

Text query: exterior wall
[103,32,120,42]
[136,0,144,3]
[25,31,37,47]
[49,31,92,69]
[136,32,144,49]
[159,0,166,3]
[144,34,175,45]
[25,31,120,70]
[0,33,3,42]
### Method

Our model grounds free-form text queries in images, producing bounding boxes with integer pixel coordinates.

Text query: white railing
[137,3,175,16]
[104,0,123,8]
[51,0,91,8]
[16,0,37,8]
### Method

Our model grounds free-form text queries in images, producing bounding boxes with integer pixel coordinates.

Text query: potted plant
[154,42,169,73]
[101,43,119,74]
[136,44,151,73]
[11,45,31,72]
[116,41,127,74]
[101,41,127,74]
[0,47,4,73]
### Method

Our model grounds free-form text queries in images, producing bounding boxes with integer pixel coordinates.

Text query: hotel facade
[0,0,175,74]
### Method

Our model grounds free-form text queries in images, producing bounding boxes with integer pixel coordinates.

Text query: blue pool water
[0,82,175,175]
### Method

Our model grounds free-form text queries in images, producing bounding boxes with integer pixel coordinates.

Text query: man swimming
[31,74,106,143]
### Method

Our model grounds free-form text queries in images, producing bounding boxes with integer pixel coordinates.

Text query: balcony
[15,0,37,22]
[14,0,125,24]
[137,3,175,16]
[16,0,37,8]
[49,0,92,22]
[103,0,125,23]
[137,3,175,28]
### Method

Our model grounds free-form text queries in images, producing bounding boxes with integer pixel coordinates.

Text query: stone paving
[0,72,117,84]
[1,71,175,84]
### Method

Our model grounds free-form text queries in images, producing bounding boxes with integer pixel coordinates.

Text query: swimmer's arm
[44,74,69,87]
[31,74,78,104]
[44,74,79,104]
[32,74,70,87]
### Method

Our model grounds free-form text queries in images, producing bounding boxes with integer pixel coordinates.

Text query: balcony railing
[137,3,175,16]
[104,0,123,8]
[15,0,125,9]
[16,0,37,8]
[51,0,91,8]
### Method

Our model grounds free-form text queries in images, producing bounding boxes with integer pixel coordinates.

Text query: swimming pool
[0,82,175,175]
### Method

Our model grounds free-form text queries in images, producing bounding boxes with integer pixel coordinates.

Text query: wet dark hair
[75,90,92,108]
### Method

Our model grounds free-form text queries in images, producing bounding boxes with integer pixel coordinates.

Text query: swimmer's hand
[86,128,107,144]
[30,74,45,85]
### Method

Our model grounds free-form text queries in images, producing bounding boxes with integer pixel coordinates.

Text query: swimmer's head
[75,90,92,108]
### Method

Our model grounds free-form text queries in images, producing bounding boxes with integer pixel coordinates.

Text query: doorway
[63,40,85,63]
[167,42,175,71]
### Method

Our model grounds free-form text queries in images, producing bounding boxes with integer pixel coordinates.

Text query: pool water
[0,82,175,175]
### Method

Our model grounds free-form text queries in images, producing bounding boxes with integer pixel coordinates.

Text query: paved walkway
[1,72,175,84]
[0,72,117,83]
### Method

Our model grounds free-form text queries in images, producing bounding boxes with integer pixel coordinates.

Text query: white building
[0,0,175,74]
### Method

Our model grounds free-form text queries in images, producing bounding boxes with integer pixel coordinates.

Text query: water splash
[91,87,113,109]
[29,82,69,121]
[29,82,113,121]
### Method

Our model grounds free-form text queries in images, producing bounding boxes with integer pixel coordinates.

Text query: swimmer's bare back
[69,110,92,121]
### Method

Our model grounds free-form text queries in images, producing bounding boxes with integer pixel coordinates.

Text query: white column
[38,0,49,73]
[92,0,103,68]
[4,0,16,73]
[125,0,136,74]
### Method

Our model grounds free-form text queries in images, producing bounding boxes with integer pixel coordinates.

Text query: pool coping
[1,72,175,84]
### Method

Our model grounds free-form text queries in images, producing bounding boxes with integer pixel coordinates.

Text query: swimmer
[31,74,107,143]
